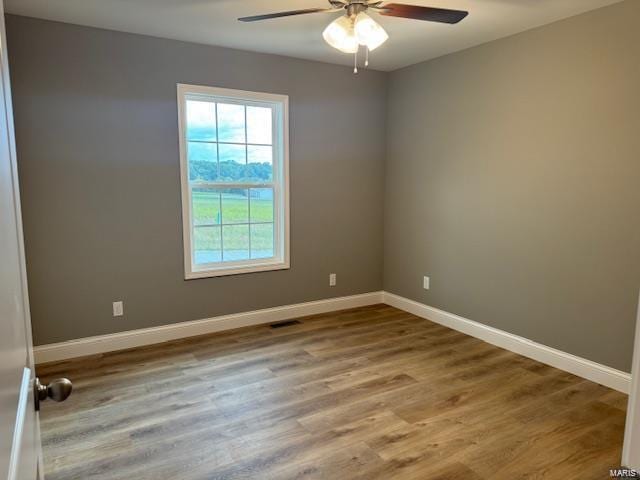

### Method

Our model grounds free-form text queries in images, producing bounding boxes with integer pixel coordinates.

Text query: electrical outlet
[112,301,124,317]
[329,273,337,287]
[423,276,430,290]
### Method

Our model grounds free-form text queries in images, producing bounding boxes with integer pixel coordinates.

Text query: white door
[0,0,43,477]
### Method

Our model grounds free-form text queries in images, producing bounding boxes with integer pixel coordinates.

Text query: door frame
[623,290,640,468]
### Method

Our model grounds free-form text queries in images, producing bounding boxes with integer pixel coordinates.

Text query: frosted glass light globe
[323,15,359,54]
[354,12,389,51]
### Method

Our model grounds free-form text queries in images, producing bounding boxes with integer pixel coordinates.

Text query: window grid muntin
[244,105,250,256]
[188,140,272,147]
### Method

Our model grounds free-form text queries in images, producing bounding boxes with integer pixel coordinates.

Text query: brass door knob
[35,377,72,410]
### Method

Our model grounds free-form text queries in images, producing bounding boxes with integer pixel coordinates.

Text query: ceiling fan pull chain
[365,46,369,68]
[353,46,358,74]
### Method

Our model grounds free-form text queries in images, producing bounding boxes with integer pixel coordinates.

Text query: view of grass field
[192,190,274,263]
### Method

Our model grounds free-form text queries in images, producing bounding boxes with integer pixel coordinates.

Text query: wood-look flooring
[37,304,627,480]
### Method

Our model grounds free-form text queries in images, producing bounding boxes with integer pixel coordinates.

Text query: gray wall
[7,2,640,372]
[6,15,387,345]
[384,0,640,372]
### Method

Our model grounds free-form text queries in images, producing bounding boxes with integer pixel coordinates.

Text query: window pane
[249,188,274,223]
[247,145,273,182]
[191,189,221,226]
[186,100,216,141]
[218,144,246,182]
[222,224,250,261]
[188,142,218,182]
[221,189,248,224]
[251,224,274,259]
[247,106,272,145]
[217,103,245,143]
[194,226,221,264]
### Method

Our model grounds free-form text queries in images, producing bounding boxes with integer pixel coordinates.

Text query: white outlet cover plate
[113,301,124,317]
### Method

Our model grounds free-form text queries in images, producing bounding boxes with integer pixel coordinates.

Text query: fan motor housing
[346,2,368,18]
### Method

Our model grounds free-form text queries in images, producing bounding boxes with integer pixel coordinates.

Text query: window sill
[185,260,290,280]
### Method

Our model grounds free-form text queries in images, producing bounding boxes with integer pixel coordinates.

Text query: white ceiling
[5,0,625,71]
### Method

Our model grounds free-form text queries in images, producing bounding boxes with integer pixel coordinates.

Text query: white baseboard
[34,290,631,395]
[34,292,384,364]
[383,292,631,394]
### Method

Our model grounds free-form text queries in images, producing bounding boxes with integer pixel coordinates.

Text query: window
[177,84,289,278]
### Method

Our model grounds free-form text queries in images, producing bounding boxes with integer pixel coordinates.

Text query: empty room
[1,0,640,478]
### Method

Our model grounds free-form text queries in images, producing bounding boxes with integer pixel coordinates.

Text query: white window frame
[177,83,290,279]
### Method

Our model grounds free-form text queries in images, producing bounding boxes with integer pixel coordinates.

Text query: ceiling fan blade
[239,8,339,22]
[375,3,468,24]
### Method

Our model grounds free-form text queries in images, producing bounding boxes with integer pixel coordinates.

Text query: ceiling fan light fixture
[240,2,469,62]
[322,15,359,53]
[354,12,389,51]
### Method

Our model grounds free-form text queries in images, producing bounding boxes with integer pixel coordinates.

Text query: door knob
[34,377,72,411]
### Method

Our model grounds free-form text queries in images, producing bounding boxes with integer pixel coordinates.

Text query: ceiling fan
[239,1,468,72]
